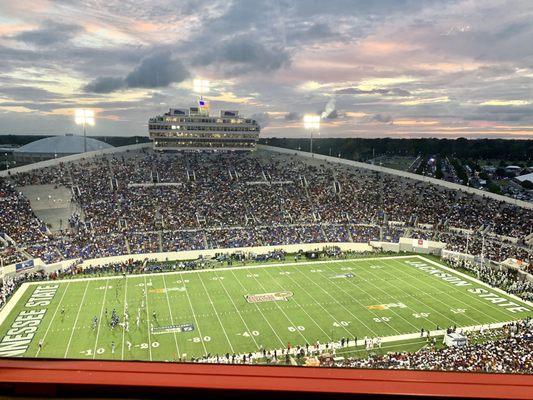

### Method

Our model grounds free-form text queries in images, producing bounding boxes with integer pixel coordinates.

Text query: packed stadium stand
[0,144,531,384]
[1,145,531,266]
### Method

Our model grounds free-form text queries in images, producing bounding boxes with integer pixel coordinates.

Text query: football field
[0,255,531,362]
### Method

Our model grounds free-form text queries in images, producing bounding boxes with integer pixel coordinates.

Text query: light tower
[74,109,95,153]
[303,114,320,156]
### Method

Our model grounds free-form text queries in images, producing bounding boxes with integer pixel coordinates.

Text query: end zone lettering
[405,261,471,287]
[245,291,293,303]
[25,284,59,307]
[0,309,46,357]
[467,287,530,313]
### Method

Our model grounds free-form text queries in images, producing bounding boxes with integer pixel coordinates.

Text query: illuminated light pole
[303,114,320,157]
[75,109,95,153]
[193,79,210,96]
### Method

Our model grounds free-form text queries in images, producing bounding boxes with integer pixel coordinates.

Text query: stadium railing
[0,358,532,399]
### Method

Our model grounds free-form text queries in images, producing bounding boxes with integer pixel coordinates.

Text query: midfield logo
[245,291,293,303]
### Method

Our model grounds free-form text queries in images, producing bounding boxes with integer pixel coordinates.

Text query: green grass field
[0,255,530,362]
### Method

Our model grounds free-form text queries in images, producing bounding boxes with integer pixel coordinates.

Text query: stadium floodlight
[74,109,95,153]
[303,114,320,156]
[193,79,210,95]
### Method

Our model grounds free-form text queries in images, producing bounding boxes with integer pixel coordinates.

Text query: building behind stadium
[13,134,113,163]
[148,105,260,151]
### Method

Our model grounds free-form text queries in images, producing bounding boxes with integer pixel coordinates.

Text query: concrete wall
[79,241,373,269]
[1,242,372,276]
[259,145,533,210]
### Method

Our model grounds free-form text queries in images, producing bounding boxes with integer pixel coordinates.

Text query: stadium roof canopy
[13,135,113,163]
[515,172,533,184]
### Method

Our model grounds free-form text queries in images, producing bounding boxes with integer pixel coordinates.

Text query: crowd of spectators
[446,259,533,301]
[336,319,532,373]
[0,150,530,268]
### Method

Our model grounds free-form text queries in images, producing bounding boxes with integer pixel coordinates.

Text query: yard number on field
[333,321,350,327]
[288,326,305,332]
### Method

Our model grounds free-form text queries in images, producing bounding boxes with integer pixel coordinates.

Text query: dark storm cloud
[335,87,411,96]
[84,51,190,93]
[13,21,83,46]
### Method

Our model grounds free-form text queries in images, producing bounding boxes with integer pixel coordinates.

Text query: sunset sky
[0,0,532,139]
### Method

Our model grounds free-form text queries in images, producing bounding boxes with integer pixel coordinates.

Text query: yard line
[388,260,488,325]
[366,260,460,327]
[214,270,260,350]
[161,274,180,359]
[289,264,381,336]
[121,277,129,360]
[0,282,29,326]
[64,281,90,358]
[196,272,235,353]
[143,276,153,361]
[93,278,110,359]
[36,282,71,357]
[418,256,532,308]
[261,266,338,340]
[417,256,533,316]
[248,272,310,344]
[177,274,208,356]
[319,262,420,332]
[229,270,285,347]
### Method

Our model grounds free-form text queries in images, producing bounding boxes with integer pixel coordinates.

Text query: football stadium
[1,135,531,373]
[2,1,533,398]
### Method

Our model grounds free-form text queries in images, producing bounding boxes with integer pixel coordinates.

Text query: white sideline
[0,282,29,326]
[193,319,524,363]
[417,255,533,309]
[1,254,530,362]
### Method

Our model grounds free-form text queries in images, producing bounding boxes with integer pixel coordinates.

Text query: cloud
[334,87,411,96]
[125,51,189,88]
[286,22,342,44]
[0,86,63,101]
[84,51,189,93]
[368,113,394,123]
[284,112,301,121]
[13,20,83,46]
[194,37,291,75]
[83,77,126,94]
[250,112,271,127]
[320,98,337,119]
[323,109,339,119]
